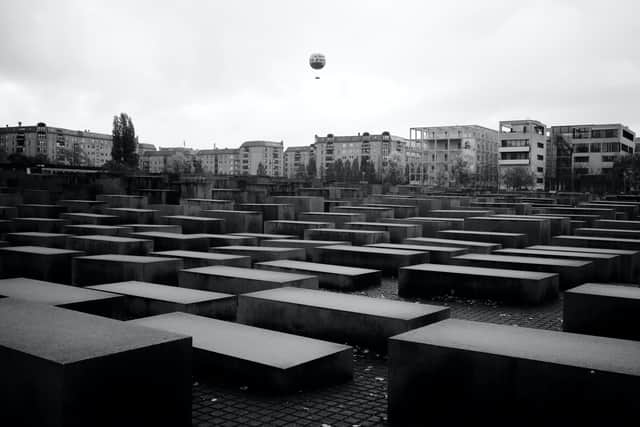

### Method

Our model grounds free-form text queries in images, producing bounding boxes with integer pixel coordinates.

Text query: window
[536,178,543,183]
[537,167,544,173]
[590,143,601,152]
[575,143,589,153]
[537,142,544,148]
[574,156,589,162]
[501,139,528,148]
[602,142,620,152]
[537,155,544,161]
[602,155,616,162]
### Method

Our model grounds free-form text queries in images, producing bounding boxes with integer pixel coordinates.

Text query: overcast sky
[1,0,638,149]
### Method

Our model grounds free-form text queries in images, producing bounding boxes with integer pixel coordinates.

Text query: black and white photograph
[0,1,639,426]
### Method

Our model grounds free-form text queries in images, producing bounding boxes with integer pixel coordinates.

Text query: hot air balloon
[309,53,325,79]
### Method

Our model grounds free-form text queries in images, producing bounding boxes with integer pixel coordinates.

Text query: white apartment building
[284,146,312,178]
[498,120,547,190]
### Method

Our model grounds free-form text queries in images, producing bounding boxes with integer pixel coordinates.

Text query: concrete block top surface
[69,235,150,243]
[262,239,350,247]
[370,243,465,254]
[257,260,379,275]
[0,278,120,305]
[320,245,426,256]
[407,217,464,222]
[335,206,392,211]
[554,235,640,243]
[346,222,417,228]
[89,281,233,304]
[0,245,83,256]
[402,263,557,280]
[467,216,546,222]
[243,287,446,320]
[76,254,181,264]
[495,249,616,260]
[151,250,248,261]
[19,203,60,208]
[232,233,296,239]
[365,203,417,208]
[441,230,526,237]
[108,208,157,213]
[130,312,350,369]
[527,245,638,255]
[163,215,224,221]
[133,231,204,240]
[312,228,387,235]
[301,212,363,217]
[265,220,332,225]
[186,198,232,203]
[404,237,500,248]
[100,194,144,199]
[0,298,188,364]
[391,318,640,376]
[15,217,65,222]
[214,245,302,253]
[58,199,105,203]
[183,265,316,282]
[455,253,591,267]
[63,213,117,219]
[66,225,130,230]
[8,232,70,238]
[566,283,640,300]
[203,209,260,214]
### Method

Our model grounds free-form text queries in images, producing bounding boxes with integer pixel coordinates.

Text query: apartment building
[312,132,408,179]
[408,125,499,187]
[196,148,240,175]
[0,122,112,167]
[548,124,636,190]
[498,120,548,190]
[283,146,312,178]
[239,140,284,176]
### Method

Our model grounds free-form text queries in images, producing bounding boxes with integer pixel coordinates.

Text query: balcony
[499,146,530,153]
[499,159,530,166]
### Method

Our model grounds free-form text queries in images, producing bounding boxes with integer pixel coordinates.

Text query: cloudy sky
[1,0,638,149]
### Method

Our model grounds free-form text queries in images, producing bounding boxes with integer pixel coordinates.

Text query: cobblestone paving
[191,277,563,426]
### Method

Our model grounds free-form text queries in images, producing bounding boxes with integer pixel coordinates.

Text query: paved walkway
[191,277,562,426]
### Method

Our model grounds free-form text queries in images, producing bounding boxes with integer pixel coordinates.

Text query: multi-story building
[548,124,636,190]
[141,147,197,174]
[239,140,284,176]
[498,120,548,190]
[0,122,112,167]
[196,148,240,175]
[312,132,408,179]
[408,125,499,187]
[283,146,312,178]
[137,143,156,171]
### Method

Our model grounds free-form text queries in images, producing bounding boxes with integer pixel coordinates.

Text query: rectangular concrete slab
[194,233,258,247]
[264,220,335,237]
[61,213,120,225]
[0,277,123,317]
[299,212,366,228]
[344,222,422,243]
[367,243,467,264]
[494,248,619,282]
[437,229,528,248]
[0,298,191,426]
[312,245,429,274]
[64,224,134,236]
[464,216,551,245]
[89,281,236,320]
[304,228,390,246]
[0,245,84,284]
[6,232,70,248]
[237,286,449,350]
[150,249,251,268]
[129,312,351,393]
[388,318,640,425]
[231,232,297,243]
[179,265,318,294]
[67,235,154,255]
[331,206,394,222]
[72,254,183,286]
[201,210,263,233]
[210,245,306,263]
[403,236,500,254]
[564,283,640,341]
[450,253,594,289]
[527,244,640,283]
[122,223,182,233]
[255,259,380,290]
[163,215,225,234]
[261,239,351,261]
[131,231,210,251]
[574,227,640,240]
[105,208,158,224]
[398,263,559,304]
[13,217,67,233]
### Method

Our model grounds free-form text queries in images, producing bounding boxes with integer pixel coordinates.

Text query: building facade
[0,122,112,167]
[498,120,548,190]
[283,146,312,178]
[196,148,240,175]
[312,132,408,180]
[408,125,499,188]
[239,140,284,176]
[548,124,636,190]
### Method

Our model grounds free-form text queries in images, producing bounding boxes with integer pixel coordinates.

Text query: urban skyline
[1,1,639,150]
